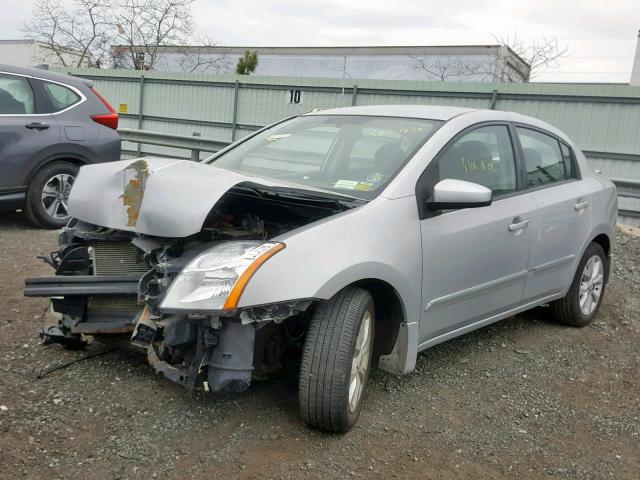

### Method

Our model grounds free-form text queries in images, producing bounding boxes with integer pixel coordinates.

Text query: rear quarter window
[43,82,81,111]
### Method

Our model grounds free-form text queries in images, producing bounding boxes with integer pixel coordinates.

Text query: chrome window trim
[0,70,87,116]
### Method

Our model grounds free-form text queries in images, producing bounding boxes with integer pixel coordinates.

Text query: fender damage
[24,157,364,393]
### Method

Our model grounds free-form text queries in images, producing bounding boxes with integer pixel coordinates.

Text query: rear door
[418,123,537,344]
[33,78,92,144]
[0,72,60,189]
[515,126,591,301]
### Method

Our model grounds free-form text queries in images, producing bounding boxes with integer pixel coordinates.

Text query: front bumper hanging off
[24,276,257,393]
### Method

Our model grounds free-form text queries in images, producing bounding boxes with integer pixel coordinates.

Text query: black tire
[299,287,375,433]
[24,161,78,229]
[550,242,608,327]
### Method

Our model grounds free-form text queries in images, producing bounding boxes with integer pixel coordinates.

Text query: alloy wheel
[348,310,372,413]
[579,255,604,315]
[41,174,74,220]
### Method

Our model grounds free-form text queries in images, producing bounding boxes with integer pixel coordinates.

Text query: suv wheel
[299,287,374,433]
[550,242,608,327]
[25,161,78,229]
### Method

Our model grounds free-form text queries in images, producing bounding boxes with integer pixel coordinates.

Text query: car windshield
[205,115,443,199]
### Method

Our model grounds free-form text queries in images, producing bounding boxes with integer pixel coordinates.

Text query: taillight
[90,87,118,130]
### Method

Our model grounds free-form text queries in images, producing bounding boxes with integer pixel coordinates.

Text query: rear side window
[0,74,35,114]
[516,127,570,187]
[43,82,81,111]
[560,142,578,179]
[435,125,517,195]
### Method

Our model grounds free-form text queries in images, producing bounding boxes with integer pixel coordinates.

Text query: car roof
[0,63,92,89]
[304,104,570,142]
[305,104,477,121]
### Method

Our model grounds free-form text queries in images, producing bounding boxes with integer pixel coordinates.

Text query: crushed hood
[68,157,344,238]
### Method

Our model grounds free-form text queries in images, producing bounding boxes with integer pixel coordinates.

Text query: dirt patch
[619,223,640,238]
[1,211,638,479]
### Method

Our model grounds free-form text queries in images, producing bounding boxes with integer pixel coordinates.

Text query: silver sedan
[25,105,617,433]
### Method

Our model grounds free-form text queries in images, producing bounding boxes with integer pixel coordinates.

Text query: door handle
[508,219,529,232]
[25,122,49,130]
[574,200,589,211]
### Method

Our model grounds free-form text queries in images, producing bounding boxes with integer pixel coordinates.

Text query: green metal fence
[61,68,640,220]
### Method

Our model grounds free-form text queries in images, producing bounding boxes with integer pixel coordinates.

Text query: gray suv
[0,64,120,228]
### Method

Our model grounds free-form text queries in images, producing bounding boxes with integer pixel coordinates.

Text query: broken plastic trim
[238,299,313,325]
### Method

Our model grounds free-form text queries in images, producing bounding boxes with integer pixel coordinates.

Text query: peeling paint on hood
[68,157,356,238]
[120,159,151,227]
[68,157,276,237]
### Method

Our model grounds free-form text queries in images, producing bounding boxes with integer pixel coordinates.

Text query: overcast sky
[2,0,638,82]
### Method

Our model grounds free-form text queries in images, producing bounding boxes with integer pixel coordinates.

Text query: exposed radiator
[87,295,142,314]
[91,242,149,276]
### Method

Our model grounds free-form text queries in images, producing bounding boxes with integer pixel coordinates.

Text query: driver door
[417,124,537,344]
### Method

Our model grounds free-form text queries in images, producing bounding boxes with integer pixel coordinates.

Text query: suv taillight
[90,87,118,130]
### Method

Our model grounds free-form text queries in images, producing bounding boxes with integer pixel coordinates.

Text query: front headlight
[160,241,285,312]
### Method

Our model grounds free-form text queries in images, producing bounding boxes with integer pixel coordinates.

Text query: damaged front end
[25,167,361,393]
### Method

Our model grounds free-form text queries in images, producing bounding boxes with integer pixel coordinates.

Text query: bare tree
[25,0,226,71]
[409,35,568,83]
[24,0,111,68]
[110,0,194,70]
[409,54,484,81]
[176,34,232,73]
[492,33,569,81]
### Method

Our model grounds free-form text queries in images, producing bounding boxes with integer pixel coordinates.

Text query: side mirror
[427,179,492,211]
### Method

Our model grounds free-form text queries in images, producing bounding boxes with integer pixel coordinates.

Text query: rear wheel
[299,287,374,433]
[550,242,607,327]
[25,161,78,229]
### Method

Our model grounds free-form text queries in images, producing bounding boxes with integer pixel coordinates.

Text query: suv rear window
[43,82,81,111]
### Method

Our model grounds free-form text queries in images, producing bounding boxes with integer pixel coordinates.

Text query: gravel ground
[0,211,638,480]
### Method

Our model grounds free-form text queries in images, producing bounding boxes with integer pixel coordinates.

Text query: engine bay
[24,183,360,393]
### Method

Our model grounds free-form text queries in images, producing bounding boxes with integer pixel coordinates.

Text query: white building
[0,40,87,69]
[112,45,531,82]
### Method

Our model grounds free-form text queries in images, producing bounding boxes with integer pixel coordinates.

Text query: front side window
[0,74,35,114]
[435,125,517,195]
[207,115,443,199]
[43,82,81,111]
[517,127,569,187]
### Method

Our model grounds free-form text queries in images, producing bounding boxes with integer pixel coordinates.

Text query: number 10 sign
[287,89,303,104]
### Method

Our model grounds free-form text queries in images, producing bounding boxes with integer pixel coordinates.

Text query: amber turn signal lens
[223,243,285,309]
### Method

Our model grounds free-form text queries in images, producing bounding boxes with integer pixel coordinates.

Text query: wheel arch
[571,226,614,287]
[23,153,91,186]
[591,233,611,259]
[591,231,612,283]
[344,278,406,360]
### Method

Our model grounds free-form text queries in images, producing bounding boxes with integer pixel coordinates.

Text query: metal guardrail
[118,128,230,161]
[612,178,640,218]
[117,128,640,217]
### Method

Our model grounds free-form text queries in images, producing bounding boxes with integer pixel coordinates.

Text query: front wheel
[550,242,608,327]
[299,287,374,433]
